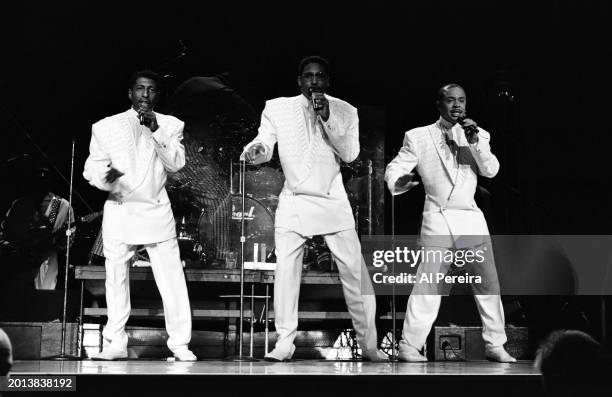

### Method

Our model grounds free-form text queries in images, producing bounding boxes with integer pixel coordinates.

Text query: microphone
[308,87,324,111]
[138,103,149,125]
[456,116,479,142]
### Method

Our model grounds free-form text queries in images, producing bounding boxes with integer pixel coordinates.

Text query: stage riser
[1,322,531,361]
[83,326,354,359]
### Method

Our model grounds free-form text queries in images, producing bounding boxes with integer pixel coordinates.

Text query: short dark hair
[128,70,163,91]
[437,83,465,102]
[298,55,330,76]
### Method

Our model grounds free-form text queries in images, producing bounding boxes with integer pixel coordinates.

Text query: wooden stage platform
[7,359,542,396]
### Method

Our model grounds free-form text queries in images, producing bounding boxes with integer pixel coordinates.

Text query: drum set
[176,189,276,267]
[170,157,373,269]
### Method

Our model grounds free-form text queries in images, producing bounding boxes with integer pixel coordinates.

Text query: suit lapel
[427,125,456,185]
[292,97,313,184]
[110,112,136,188]
[120,110,136,163]
[293,96,310,153]
[453,126,470,186]
[118,110,155,192]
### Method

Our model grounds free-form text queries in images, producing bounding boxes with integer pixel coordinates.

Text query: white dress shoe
[172,348,197,361]
[485,346,517,363]
[397,345,428,362]
[264,345,296,362]
[362,348,389,362]
[89,345,128,361]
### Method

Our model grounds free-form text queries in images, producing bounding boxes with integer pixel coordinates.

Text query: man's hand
[138,109,159,132]
[312,91,330,121]
[394,173,420,191]
[104,167,124,184]
[460,118,479,144]
[244,143,266,163]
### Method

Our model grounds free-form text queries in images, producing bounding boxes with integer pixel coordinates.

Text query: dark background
[1,1,611,234]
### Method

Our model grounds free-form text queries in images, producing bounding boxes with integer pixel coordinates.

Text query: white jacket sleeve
[467,128,499,178]
[83,125,115,192]
[318,101,360,163]
[241,101,278,165]
[151,119,186,173]
[385,131,419,195]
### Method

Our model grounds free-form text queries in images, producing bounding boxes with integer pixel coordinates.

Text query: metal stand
[225,159,258,361]
[250,284,255,356]
[265,284,270,354]
[389,195,398,361]
[602,296,607,344]
[46,139,81,360]
[367,159,373,236]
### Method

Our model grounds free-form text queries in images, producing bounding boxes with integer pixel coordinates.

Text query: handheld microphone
[138,103,148,125]
[308,87,324,111]
[456,116,479,142]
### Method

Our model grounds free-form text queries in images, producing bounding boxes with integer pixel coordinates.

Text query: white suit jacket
[83,108,185,244]
[244,95,359,236]
[385,118,499,247]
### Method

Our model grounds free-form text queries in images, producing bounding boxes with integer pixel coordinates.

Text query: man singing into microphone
[243,56,384,361]
[83,70,196,361]
[385,83,515,362]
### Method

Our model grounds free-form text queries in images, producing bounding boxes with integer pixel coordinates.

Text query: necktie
[445,133,459,157]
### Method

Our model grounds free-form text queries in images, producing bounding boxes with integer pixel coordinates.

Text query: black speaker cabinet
[0,322,79,359]
[433,326,530,361]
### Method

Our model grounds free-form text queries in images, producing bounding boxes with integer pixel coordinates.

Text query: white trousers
[272,227,378,354]
[402,294,507,351]
[401,245,507,350]
[102,237,192,352]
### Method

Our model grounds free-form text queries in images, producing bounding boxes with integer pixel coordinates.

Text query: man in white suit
[83,70,196,361]
[385,84,515,362]
[244,56,384,361]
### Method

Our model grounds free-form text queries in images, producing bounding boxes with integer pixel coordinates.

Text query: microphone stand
[225,158,258,362]
[389,194,398,362]
[46,138,81,360]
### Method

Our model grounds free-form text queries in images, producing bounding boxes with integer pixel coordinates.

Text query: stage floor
[12,359,538,376]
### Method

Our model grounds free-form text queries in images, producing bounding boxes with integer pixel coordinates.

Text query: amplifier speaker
[0,322,79,359]
[433,326,530,361]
